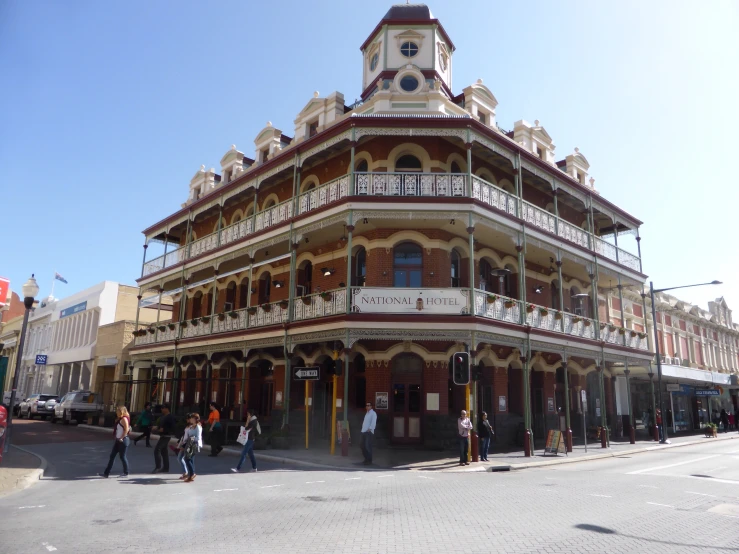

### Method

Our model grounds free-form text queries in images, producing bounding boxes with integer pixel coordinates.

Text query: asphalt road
[1,420,738,553]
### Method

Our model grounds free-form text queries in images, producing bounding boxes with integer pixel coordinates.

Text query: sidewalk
[79,424,739,473]
[0,446,46,497]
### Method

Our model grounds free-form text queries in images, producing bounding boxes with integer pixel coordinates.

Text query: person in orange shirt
[207,402,223,457]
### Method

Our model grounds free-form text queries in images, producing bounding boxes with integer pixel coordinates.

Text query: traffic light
[472,362,483,382]
[324,358,341,376]
[452,352,470,385]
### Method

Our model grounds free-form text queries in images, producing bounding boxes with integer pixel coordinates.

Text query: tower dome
[382,3,433,21]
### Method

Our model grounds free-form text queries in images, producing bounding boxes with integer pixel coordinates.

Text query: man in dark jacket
[153,404,175,473]
[478,412,494,462]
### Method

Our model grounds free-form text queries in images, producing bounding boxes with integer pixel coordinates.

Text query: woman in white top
[178,413,203,482]
[99,406,131,478]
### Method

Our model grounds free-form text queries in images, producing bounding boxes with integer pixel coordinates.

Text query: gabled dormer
[219,145,249,185]
[293,91,345,143]
[253,122,291,165]
[513,120,556,165]
[359,4,455,101]
[462,79,498,128]
[185,165,218,206]
[708,297,732,328]
[559,147,590,185]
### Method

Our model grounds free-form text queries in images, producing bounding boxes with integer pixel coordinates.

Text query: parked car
[44,397,59,415]
[19,394,59,419]
[54,391,104,424]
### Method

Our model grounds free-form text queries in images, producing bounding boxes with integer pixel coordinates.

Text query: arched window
[450,249,461,288]
[297,262,312,296]
[479,259,493,292]
[395,155,422,172]
[238,277,249,309]
[225,282,236,312]
[450,161,462,174]
[393,242,422,287]
[259,273,271,305]
[192,291,203,319]
[356,159,368,172]
[354,247,367,287]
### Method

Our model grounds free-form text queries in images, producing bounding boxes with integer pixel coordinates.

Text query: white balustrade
[558,219,590,250]
[563,314,597,340]
[299,175,349,214]
[219,219,254,248]
[355,172,465,197]
[472,176,517,216]
[247,301,289,328]
[293,289,347,321]
[524,304,564,332]
[181,319,212,339]
[522,201,557,235]
[473,291,521,324]
[212,309,248,333]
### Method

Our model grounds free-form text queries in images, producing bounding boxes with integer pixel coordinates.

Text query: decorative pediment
[395,29,425,46]
[255,124,281,144]
[219,144,243,166]
[298,97,324,117]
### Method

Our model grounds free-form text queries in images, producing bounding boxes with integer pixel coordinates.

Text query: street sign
[695,389,719,396]
[580,389,587,409]
[293,366,320,381]
[35,355,47,365]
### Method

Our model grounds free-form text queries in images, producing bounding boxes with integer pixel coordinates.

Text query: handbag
[236,426,249,445]
[184,437,197,460]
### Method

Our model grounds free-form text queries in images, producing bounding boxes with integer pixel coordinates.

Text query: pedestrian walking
[478,411,494,462]
[132,402,153,447]
[207,402,223,457]
[99,406,131,478]
[458,409,473,466]
[152,403,175,473]
[656,408,664,442]
[231,409,261,473]
[360,401,377,465]
[720,408,729,433]
[177,413,202,482]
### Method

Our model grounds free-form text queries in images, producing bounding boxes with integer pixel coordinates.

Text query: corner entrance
[391,354,422,443]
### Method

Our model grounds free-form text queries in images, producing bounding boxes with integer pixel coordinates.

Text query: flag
[54,273,68,284]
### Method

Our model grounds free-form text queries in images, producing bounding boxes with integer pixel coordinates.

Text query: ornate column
[552,188,560,236]
[589,269,600,339]
[597,365,608,448]
[349,136,356,195]
[346,220,354,314]
[522,353,532,457]
[649,368,658,441]
[289,235,298,321]
[556,255,565,326]
[516,243,526,325]
[154,287,163,342]
[635,232,643,273]
[215,204,223,247]
[467,217,475,314]
[624,366,635,444]
[140,242,148,278]
[563,361,573,452]
[466,141,473,197]
[617,279,626,346]
[209,270,219,334]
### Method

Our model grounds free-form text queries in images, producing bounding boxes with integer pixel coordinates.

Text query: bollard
[565,427,573,453]
[470,430,479,462]
[600,427,608,448]
[524,429,532,457]
[341,428,349,457]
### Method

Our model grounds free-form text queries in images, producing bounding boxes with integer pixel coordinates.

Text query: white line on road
[305,481,325,484]
[260,484,283,489]
[418,476,434,480]
[377,475,394,478]
[638,485,658,489]
[42,543,57,552]
[344,477,361,480]
[707,466,727,473]
[18,505,46,509]
[685,491,716,497]
[213,488,238,492]
[588,494,612,498]
[647,502,674,508]
[627,455,719,475]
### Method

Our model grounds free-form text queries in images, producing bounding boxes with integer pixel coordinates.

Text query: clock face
[370,53,379,71]
[439,53,448,71]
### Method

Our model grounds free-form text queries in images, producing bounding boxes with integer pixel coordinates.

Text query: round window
[400,41,419,58]
[400,75,419,92]
[439,53,447,71]
[370,53,379,71]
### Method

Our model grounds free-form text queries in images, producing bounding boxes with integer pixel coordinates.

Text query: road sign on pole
[293,366,320,381]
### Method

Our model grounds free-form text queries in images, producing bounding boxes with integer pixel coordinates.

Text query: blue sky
[1,1,737,311]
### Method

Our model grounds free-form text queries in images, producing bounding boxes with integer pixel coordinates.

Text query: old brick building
[128,4,653,453]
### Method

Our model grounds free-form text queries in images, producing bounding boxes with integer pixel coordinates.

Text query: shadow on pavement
[575,523,738,550]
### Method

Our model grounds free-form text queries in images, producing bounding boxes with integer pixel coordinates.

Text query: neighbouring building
[0,314,24,400]
[128,3,662,453]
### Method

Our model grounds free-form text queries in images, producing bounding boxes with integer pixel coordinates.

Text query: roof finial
[574,147,580,153]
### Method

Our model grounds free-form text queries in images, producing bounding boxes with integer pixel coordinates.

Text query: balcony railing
[142,173,641,278]
[134,286,648,352]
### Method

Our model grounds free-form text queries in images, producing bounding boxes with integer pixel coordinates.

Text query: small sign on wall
[498,396,506,412]
[547,397,554,412]
[426,393,439,411]
[375,392,388,410]
[275,391,283,406]
[180,391,184,403]
[336,399,342,408]
[166,391,170,402]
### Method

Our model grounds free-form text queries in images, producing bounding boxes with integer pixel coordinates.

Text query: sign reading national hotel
[352,288,469,315]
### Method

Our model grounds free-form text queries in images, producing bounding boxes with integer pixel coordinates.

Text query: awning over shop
[660,363,733,386]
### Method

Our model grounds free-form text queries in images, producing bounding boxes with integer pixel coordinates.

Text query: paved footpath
[1,420,738,553]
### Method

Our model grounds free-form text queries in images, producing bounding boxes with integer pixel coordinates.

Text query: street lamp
[648,279,721,444]
[3,274,39,454]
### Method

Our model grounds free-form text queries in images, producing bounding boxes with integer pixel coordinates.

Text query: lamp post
[3,275,39,454]
[649,279,721,444]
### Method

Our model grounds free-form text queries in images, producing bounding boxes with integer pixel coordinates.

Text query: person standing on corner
[478,411,494,462]
[99,406,131,478]
[720,408,729,433]
[360,402,377,465]
[231,408,260,473]
[207,402,223,457]
[458,409,473,466]
[153,403,175,474]
[132,402,153,447]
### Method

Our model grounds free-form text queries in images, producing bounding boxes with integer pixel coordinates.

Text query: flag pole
[50,271,56,299]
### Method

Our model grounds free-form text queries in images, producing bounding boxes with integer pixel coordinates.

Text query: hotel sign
[352,288,469,315]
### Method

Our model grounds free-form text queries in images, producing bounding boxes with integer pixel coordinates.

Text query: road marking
[213,488,238,492]
[260,484,283,489]
[627,455,719,475]
[344,477,361,481]
[685,491,716,497]
[638,485,658,489]
[727,449,739,454]
[305,481,325,484]
[42,543,57,552]
[377,475,394,478]
[588,494,612,498]
[707,466,727,473]
[418,475,434,480]
[647,502,674,508]
[18,505,46,509]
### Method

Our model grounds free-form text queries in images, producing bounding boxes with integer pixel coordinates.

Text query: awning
[660,363,733,386]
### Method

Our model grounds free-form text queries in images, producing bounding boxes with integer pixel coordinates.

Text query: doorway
[391,354,423,443]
